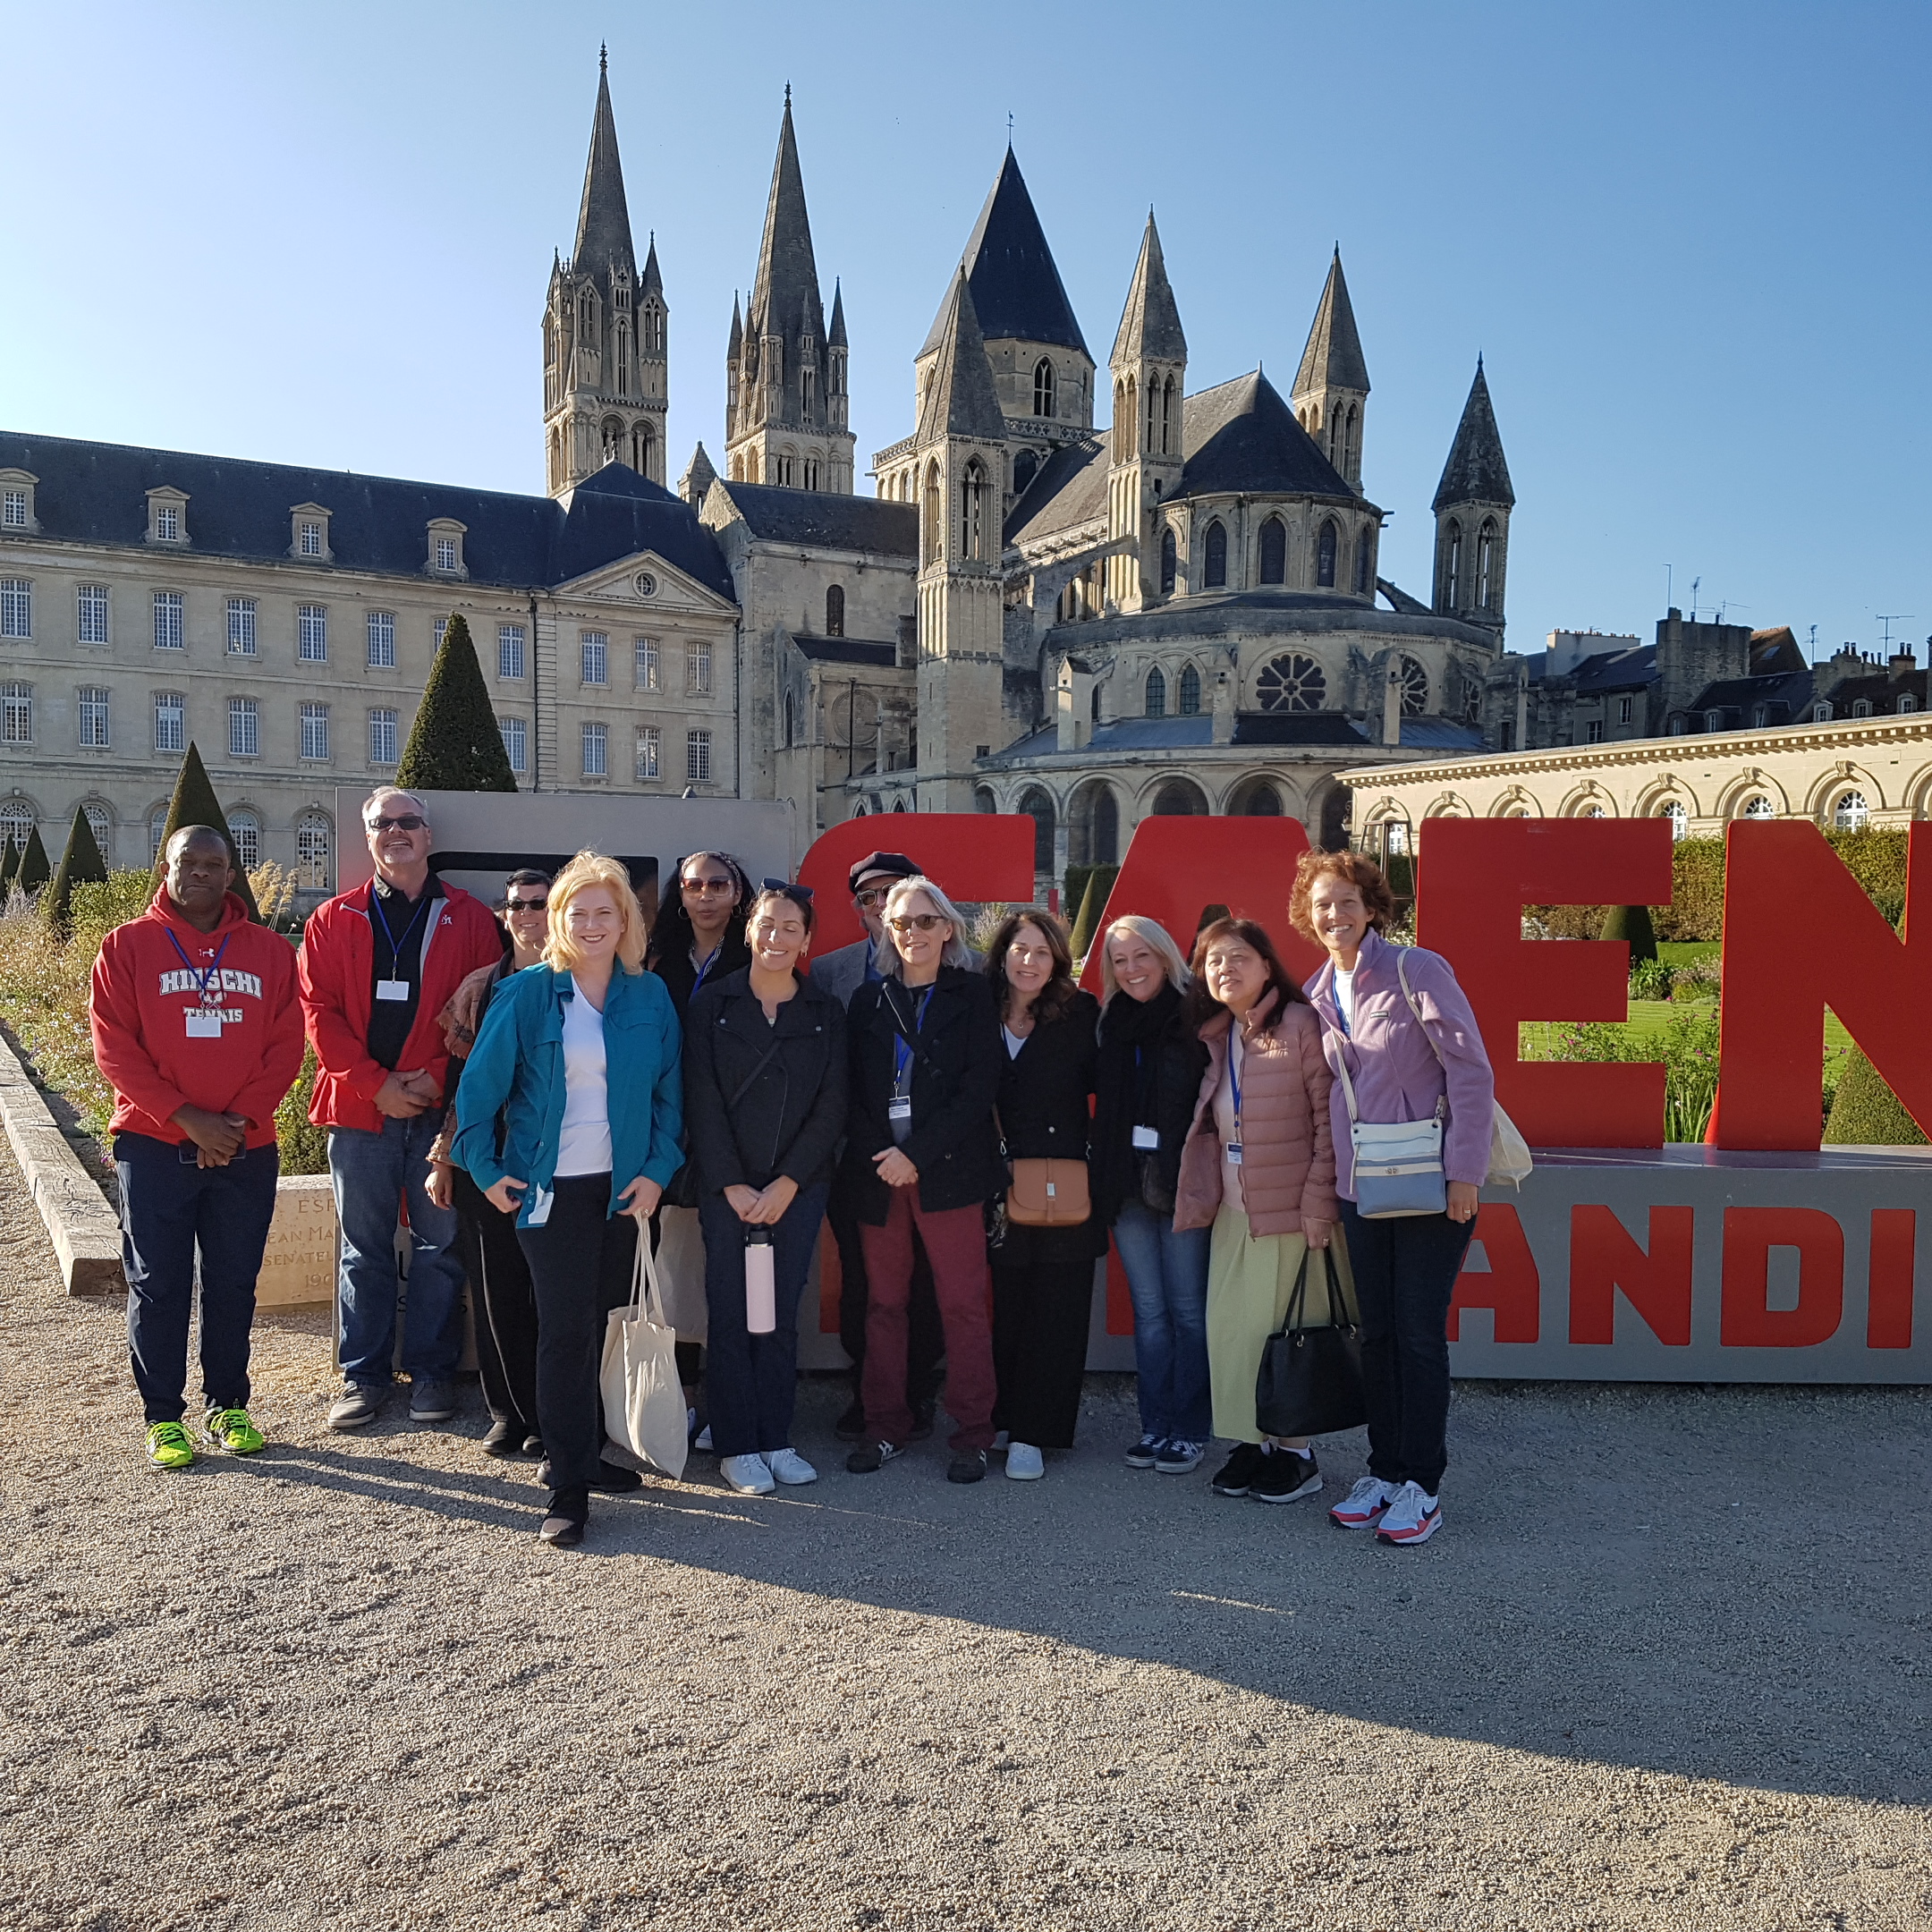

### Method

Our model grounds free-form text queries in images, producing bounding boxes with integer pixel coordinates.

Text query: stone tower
[1106,213,1187,611]
[724,90,854,494]
[913,271,1008,810]
[1290,249,1369,490]
[1431,357,1513,642]
[543,51,666,496]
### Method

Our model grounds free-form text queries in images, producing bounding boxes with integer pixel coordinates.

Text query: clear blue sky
[5,2,1928,665]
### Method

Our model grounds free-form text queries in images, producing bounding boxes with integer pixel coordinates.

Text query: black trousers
[828,1179,943,1411]
[515,1174,639,1493]
[453,1168,538,1434]
[990,1221,1098,1451]
[1339,1202,1475,1495]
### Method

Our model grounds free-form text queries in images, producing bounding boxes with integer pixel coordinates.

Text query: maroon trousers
[858,1191,996,1452]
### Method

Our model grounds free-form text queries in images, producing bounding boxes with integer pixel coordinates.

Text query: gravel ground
[3,1137,1929,1932]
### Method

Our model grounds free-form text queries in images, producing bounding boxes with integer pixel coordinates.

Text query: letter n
[1568,1205,1693,1345]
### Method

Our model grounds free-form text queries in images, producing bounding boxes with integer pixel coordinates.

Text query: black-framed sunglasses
[886,913,947,934]
[853,886,893,910]
[504,896,548,913]
[369,814,427,834]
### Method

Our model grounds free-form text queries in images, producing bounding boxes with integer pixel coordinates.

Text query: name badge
[887,1097,913,1123]
[1224,1141,1244,1165]
[376,979,411,1003]
[1131,1125,1159,1151]
[185,1013,224,1038]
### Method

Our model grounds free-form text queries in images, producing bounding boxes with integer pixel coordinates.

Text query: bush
[1599,902,1657,962]
[1629,958,1674,1002]
[1527,1004,1722,1143]
[1823,1046,1928,1146]
[275,1046,330,1174]
[397,612,519,792]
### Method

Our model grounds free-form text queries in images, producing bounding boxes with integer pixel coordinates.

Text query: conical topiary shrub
[44,805,109,933]
[1824,1046,1928,1146]
[156,741,258,919]
[397,613,517,792]
[1600,903,1658,964]
[1067,863,1118,964]
[0,838,19,894]
[15,825,52,894]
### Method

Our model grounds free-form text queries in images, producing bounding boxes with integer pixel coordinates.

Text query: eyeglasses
[853,886,892,910]
[368,814,426,834]
[886,913,947,934]
[682,877,735,895]
[504,897,547,913]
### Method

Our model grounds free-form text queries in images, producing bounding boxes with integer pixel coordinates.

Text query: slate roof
[1750,626,1806,675]
[791,634,897,668]
[1816,665,1928,716]
[1292,250,1370,397]
[1433,359,1514,510]
[1175,372,1356,502]
[923,148,1089,359]
[712,481,919,558]
[571,55,637,283]
[1109,215,1187,367]
[1233,711,1371,747]
[1004,436,1110,545]
[0,432,736,598]
[917,273,1008,444]
[1569,646,1657,695]
[1396,717,1486,750]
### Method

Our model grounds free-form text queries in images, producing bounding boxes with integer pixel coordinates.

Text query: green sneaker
[203,1406,266,1454]
[146,1421,195,1470]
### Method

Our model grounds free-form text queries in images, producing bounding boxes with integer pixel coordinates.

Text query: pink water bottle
[744,1229,775,1335]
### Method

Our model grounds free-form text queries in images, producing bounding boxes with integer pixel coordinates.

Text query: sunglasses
[853,886,893,909]
[369,814,427,834]
[886,913,948,934]
[504,897,548,913]
[682,877,735,895]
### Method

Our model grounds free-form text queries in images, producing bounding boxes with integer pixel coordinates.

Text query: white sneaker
[1329,1476,1395,1530]
[694,1424,714,1453]
[720,1453,774,1496]
[764,1447,818,1486]
[1005,1442,1045,1480]
[1374,1479,1442,1546]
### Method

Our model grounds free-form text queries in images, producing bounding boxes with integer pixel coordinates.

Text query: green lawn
[1656,941,1721,967]
[1521,1001,1853,1058]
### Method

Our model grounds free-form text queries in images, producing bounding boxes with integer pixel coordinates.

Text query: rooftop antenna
[1877,614,1915,652]
[1809,623,1818,659]
[1007,112,1014,145]
[1664,563,1673,609]
[1689,575,1700,621]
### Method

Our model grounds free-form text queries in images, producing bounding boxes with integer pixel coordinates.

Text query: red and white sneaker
[1329,1477,1394,1530]
[1374,1480,1442,1546]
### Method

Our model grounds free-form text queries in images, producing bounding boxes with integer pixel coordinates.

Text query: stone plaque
[257,1174,336,1308]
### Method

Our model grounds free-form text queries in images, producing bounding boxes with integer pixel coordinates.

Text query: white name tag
[1224,1142,1244,1165]
[184,1013,224,1038]
[376,979,411,1002]
[1131,1125,1159,1151]
[887,1097,912,1122]
[526,1184,554,1227]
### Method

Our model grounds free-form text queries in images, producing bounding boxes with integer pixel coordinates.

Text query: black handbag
[1254,1248,1366,1439]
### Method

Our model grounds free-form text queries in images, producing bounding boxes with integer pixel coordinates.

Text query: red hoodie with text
[89,887,306,1149]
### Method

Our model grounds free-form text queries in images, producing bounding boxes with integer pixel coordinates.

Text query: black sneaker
[834,1397,867,1442]
[482,1419,523,1457]
[1124,1434,1165,1470]
[539,1487,589,1547]
[846,1440,902,1474]
[1211,1442,1265,1497]
[1250,1447,1323,1504]
[535,1458,642,1491]
[946,1449,988,1484]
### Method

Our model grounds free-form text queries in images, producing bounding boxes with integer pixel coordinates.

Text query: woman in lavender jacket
[1292,850,1495,1549]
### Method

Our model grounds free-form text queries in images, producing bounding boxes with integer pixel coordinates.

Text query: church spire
[918,269,1005,443]
[572,53,635,280]
[1433,356,1513,510]
[1110,212,1186,367]
[1106,213,1186,613]
[1431,357,1513,640]
[1290,249,1369,489]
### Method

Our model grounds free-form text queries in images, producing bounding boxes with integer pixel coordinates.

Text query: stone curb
[0,1029,124,1297]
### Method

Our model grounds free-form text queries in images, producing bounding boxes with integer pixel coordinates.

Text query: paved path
[2,1139,1928,1931]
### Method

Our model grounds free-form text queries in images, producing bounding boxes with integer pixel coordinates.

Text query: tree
[156,741,259,920]
[1067,863,1118,964]
[1824,1047,1928,1146]
[44,805,109,933]
[397,612,517,792]
[15,825,52,894]
[1599,902,1658,964]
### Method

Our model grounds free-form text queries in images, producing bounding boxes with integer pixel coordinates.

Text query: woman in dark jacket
[1091,914,1214,1475]
[984,908,1101,1481]
[842,876,1005,1484]
[685,882,847,1497]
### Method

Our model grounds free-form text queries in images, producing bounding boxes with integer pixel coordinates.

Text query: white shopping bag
[600,1230,688,1481]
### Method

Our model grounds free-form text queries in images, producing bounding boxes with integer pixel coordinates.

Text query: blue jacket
[453,964,683,1227]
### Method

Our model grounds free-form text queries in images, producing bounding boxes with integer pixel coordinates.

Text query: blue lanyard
[691,945,722,996]
[1228,1035,1243,1131]
[165,928,231,1008]
[371,886,430,971]
[893,987,936,1085]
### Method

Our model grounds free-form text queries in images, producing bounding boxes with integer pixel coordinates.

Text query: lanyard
[371,886,431,975]
[1228,1033,1244,1138]
[691,945,722,996]
[892,986,936,1087]
[165,928,232,1008]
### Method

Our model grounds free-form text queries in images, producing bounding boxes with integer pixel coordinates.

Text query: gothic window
[1013,449,1039,494]
[1161,376,1174,454]
[1150,778,1207,816]
[960,460,987,561]
[826,585,844,637]
[1398,654,1429,716]
[1316,519,1338,589]
[923,462,942,565]
[1091,787,1118,865]
[1255,653,1326,712]
[784,691,796,746]
[1444,521,1462,607]
[1145,667,1167,718]
[1231,778,1282,816]
[1145,380,1157,453]
[1035,358,1055,419]
[631,423,655,475]
[1354,526,1374,595]
[615,320,634,395]
[801,369,816,419]
[1203,520,1227,589]
[1478,519,1496,610]
[1258,517,1287,586]
[1178,665,1201,716]
[1159,527,1177,595]
[1018,786,1056,872]
[1343,404,1360,477]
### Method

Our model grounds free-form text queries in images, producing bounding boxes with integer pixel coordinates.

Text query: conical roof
[726,292,742,360]
[924,148,1089,358]
[1292,249,1369,397]
[828,279,847,349]
[917,270,1006,443]
[640,233,663,297]
[1432,358,1513,509]
[1176,370,1353,501]
[679,442,718,504]
[748,90,826,346]
[1110,213,1186,368]
[572,52,636,280]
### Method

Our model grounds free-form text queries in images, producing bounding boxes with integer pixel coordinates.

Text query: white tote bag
[600,1228,688,1481]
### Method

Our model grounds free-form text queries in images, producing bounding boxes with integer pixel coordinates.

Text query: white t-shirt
[555,977,612,1177]
[1333,964,1357,1036]
[1003,1025,1027,1060]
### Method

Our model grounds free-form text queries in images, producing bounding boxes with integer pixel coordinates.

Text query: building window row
[574,720,711,784]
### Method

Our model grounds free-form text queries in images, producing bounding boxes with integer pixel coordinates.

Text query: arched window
[1354,526,1374,594]
[784,691,796,745]
[148,807,168,861]
[974,786,997,814]
[1145,379,1157,453]
[1018,786,1056,873]
[1092,786,1118,864]
[1900,694,1917,714]
[891,798,907,814]
[1852,699,1873,718]
[1124,377,1137,458]
[825,585,845,638]
[1177,665,1202,716]
[1477,520,1497,609]
[1834,790,1869,831]
[1071,783,1120,867]
[1444,520,1462,606]
[1145,667,1167,718]
[801,368,816,419]
[1161,376,1174,454]
[1316,519,1338,589]
[1660,801,1688,841]
[1811,701,1832,722]
[295,809,332,887]
[1255,653,1326,712]
[82,802,111,860]
[1150,778,1208,817]
[922,462,942,565]
[229,810,260,873]
[631,422,655,475]
[1013,449,1039,495]
[1203,521,1227,589]
[0,800,33,857]
[1258,517,1287,586]
[1343,404,1360,478]
[1231,778,1282,816]
[1741,796,1775,820]
[1398,654,1429,716]
[1159,527,1177,595]
[1034,358,1055,419]
[960,460,987,561]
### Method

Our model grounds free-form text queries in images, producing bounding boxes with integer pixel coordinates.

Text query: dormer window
[0,470,38,533]
[146,487,190,545]
[290,504,333,563]
[1811,701,1832,722]
[426,519,468,578]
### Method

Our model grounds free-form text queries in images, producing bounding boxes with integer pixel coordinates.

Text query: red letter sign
[798,814,1036,953]
[1568,1204,1694,1345]
[1719,1207,1844,1348]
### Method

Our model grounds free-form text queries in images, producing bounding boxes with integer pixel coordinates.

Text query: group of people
[89,786,1496,1552]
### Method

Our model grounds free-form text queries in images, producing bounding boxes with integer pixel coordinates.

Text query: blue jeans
[1113,1200,1212,1443]
[328,1114,465,1385]
[699,1183,829,1458]
[116,1131,280,1424]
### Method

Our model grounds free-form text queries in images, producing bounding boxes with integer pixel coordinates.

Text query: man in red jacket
[299,787,504,1430]
[90,826,306,1469]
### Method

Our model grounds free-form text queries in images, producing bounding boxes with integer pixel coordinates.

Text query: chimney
[1889,649,1917,679]
[1382,659,1403,745]
[1055,657,1093,752]
[1211,666,1235,744]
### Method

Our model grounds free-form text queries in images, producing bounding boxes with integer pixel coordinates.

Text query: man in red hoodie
[299,787,504,1430]
[90,826,306,1469]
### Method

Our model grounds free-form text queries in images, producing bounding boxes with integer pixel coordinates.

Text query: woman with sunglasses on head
[843,877,1006,1483]
[428,869,551,1458]
[1174,917,1343,1508]
[683,882,847,1496]
[982,908,1101,1481]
